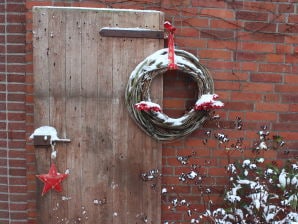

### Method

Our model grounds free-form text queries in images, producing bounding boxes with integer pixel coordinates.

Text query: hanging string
[164,21,177,70]
[51,143,57,160]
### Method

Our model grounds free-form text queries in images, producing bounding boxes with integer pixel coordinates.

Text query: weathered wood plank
[140,11,163,223]
[80,10,102,223]
[97,11,114,223]
[46,8,67,224]
[64,9,83,223]
[111,10,144,224]
[32,7,51,223]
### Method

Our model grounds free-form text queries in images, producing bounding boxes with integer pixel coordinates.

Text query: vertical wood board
[33,7,163,224]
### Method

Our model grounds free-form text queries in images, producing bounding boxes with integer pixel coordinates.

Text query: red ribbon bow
[164,21,177,70]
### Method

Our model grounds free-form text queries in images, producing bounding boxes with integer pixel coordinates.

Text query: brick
[285,35,298,44]
[203,60,238,70]
[200,29,234,40]
[236,52,265,61]
[279,113,298,123]
[258,64,291,73]
[182,17,209,28]
[212,71,248,81]
[7,14,26,23]
[231,92,262,101]
[265,54,284,63]
[208,167,226,176]
[0,25,4,33]
[161,0,190,6]
[175,27,198,37]
[241,42,275,53]
[263,94,279,103]
[9,158,26,168]
[54,2,73,7]
[175,38,206,48]
[246,112,277,122]
[7,55,26,64]
[0,15,4,23]
[10,211,28,220]
[244,22,276,33]
[8,112,25,121]
[250,73,282,83]
[278,24,298,33]
[210,19,240,30]
[9,177,27,186]
[164,88,196,99]
[200,8,234,20]
[192,0,226,8]
[6,3,26,13]
[7,74,25,82]
[214,81,241,91]
[285,54,298,64]
[278,3,295,13]
[161,212,182,222]
[276,44,293,54]
[275,84,297,93]
[243,1,276,12]
[7,45,25,54]
[256,103,288,112]
[9,168,26,177]
[7,64,26,73]
[241,32,285,43]
[226,1,244,10]
[282,94,298,103]
[236,11,268,21]
[288,14,298,23]
[241,82,274,92]
[7,34,26,44]
[224,101,253,111]
[207,39,238,50]
[289,104,298,112]
[240,62,258,71]
[272,123,298,131]
[278,132,298,141]
[199,49,232,60]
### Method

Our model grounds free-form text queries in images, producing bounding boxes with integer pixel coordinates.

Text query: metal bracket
[99,27,164,39]
[34,135,51,147]
[33,135,71,147]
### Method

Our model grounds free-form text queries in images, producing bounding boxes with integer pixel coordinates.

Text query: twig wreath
[125,22,223,141]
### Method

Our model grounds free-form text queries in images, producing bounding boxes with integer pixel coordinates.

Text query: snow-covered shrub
[161,119,298,224]
[215,158,298,223]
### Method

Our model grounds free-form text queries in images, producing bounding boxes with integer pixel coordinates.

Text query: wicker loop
[125,48,215,141]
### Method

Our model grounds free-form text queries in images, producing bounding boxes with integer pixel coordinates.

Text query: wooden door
[33,7,163,223]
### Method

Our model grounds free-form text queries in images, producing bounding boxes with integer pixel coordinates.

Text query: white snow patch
[29,126,70,144]
[29,126,59,142]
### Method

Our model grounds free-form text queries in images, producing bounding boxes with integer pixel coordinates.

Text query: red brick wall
[1,0,28,223]
[1,0,297,223]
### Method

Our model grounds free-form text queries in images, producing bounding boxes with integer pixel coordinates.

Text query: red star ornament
[36,163,68,196]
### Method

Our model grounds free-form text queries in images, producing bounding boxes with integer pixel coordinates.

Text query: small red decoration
[194,94,224,111]
[135,101,161,112]
[36,163,68,196]
[164,21,177,70]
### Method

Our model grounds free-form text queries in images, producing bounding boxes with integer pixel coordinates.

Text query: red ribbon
[164,21,177,70]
